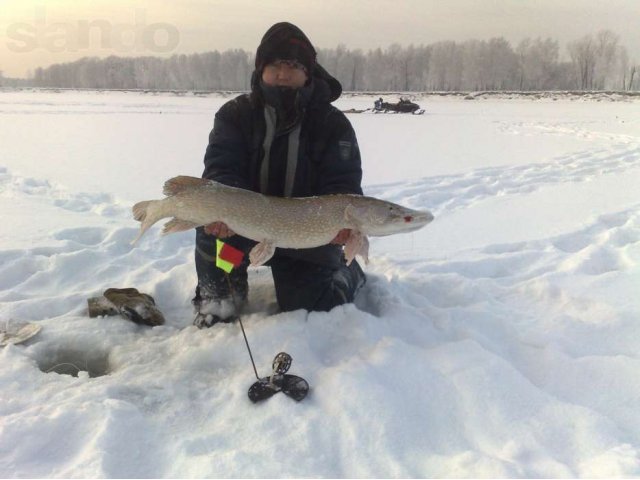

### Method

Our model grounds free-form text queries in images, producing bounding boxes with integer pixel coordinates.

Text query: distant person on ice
[192,22,366,328]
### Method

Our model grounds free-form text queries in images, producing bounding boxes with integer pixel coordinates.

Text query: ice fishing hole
[37,348,111,378]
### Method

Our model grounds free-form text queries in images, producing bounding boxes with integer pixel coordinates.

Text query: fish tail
[131,200,165,245]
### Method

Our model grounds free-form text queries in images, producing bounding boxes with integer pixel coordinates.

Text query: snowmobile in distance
[374,97,425,115]
[341,97,425,115]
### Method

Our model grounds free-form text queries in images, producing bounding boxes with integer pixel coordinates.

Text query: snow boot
[192,282,247,329]
[193,298,236,328]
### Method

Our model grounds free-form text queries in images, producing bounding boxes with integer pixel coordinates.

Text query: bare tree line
[0,70,29,87]
[6,29,638,92]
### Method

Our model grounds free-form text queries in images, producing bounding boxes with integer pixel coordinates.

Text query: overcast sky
[1,0,639,78]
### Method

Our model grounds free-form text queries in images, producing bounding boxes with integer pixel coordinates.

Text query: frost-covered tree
[362,47,386,91]
[516,38,560,90]
[485,38,519,90]
[594,30,619,89]
[427,41,464,91]
[401,44,430,91]
[616,46,629,91]
[568,34,597,89]
[349,49,366,91]
[386,43,406,91]
[568,30,627,90]
[629,65,638,91]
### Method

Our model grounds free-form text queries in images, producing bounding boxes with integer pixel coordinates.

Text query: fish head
[346,196,434,236]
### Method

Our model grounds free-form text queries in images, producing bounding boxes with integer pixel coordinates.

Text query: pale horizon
[1,0,639,78]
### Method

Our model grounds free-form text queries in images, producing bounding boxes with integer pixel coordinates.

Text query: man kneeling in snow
[192,22,366,327]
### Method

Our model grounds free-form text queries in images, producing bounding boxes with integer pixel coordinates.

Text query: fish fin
[131,200,163,245]
[132,200,152,222]
[344,230,369,266]
[163,176,208,196]
[249,241,275,266]
[359,235,370,265]
[162,218,199,235]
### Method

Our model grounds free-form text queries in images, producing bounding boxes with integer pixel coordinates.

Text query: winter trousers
[193,227,366,312]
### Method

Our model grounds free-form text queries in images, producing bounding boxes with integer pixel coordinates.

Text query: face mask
[260,82,299,111]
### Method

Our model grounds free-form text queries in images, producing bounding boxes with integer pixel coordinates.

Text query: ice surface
[1,89,639,477]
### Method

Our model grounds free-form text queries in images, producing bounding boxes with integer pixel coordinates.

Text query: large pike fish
[132,176,433,266]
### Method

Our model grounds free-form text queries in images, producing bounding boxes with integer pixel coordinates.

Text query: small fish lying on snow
[132,176,434,266]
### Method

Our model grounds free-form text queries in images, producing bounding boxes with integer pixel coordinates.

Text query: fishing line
[224,272,260,381]
[44,362,92,376]
[223,270,309,403]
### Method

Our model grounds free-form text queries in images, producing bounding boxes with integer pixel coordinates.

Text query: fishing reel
[248,352,309,403]
[272,352,292,374]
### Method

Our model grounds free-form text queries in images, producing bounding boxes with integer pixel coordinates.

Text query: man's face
[262,60,308,88]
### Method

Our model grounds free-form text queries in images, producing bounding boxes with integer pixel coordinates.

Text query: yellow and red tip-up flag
[216,239,244,273]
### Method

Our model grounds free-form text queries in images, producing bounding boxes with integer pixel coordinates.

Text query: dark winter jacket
[203,71,362,196]
[201,61,363,266]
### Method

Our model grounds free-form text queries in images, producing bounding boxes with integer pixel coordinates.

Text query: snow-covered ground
[1,89,639,478]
